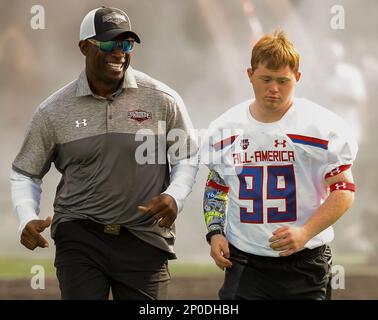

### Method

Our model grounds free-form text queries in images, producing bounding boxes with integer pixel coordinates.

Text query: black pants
[54,220,171,300]
[219,244,332,300]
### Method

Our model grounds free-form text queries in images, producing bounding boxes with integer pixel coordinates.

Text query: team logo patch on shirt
[240,139,250,150]
[128,110,152,123]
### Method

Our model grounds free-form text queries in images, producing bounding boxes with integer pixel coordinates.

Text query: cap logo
[102,13,127,25]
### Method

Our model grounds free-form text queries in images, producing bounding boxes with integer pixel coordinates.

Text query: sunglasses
[87,39,134,53]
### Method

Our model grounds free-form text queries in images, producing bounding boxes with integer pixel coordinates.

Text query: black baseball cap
[80,7,141,43]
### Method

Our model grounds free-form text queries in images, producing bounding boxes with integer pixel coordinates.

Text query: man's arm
[138,160,198,227]
[269,170,355,256]
[10,169,51,250]
[203,170,232,270]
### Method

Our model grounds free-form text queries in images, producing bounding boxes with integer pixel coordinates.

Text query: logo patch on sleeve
[127,110,152,123]
[240,138,250,150]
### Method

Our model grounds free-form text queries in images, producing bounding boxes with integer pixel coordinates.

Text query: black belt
[75,219,125,236]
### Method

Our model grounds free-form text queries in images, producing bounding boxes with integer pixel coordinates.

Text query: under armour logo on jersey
[325,165,351,179]
[329,167,341,176]
[75,119,87,128]
[335,182,347,190]
[274,139,287,148]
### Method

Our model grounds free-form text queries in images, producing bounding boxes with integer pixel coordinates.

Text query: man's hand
[269,226,311,257]
[210,234,232,270]
[138,194,178,228]
[20,216,52,251]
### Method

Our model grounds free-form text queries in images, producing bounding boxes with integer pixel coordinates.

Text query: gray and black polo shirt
[12,67,197,258]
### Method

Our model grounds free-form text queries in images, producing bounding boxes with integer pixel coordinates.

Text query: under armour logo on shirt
[75,119,87,128]
[274,139,287,148]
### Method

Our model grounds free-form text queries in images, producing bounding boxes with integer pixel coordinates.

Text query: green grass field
[0,258,222,278]
[0,258,55,278]
[1,255,377,278]
[1,256,377,300]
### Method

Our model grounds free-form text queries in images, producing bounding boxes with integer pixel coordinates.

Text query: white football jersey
[202,98,358,257]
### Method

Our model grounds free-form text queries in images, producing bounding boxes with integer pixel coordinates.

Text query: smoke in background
[1,0,377,263]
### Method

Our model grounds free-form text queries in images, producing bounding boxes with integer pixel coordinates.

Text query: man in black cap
[10,7,198,300]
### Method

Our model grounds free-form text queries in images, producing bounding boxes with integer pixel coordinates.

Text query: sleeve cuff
[162,190,183,213]
[206,229,225,244]
[15,202,40,232]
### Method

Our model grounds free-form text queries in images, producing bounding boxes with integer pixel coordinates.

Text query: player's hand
[210,234,232,270]
[269,226,310,257]
[138,194,178,228]
[20,216,52,251]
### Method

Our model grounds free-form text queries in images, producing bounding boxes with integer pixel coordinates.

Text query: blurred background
[1,0,377,299]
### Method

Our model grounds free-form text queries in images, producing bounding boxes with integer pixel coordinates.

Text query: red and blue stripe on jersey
[287,134,329,150]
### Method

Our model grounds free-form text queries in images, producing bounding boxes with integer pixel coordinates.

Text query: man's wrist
[161,193,179,213]
[301,224,316,242]
[162,192,182,213]
[15,204,39,232]
[206,228,225,244]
